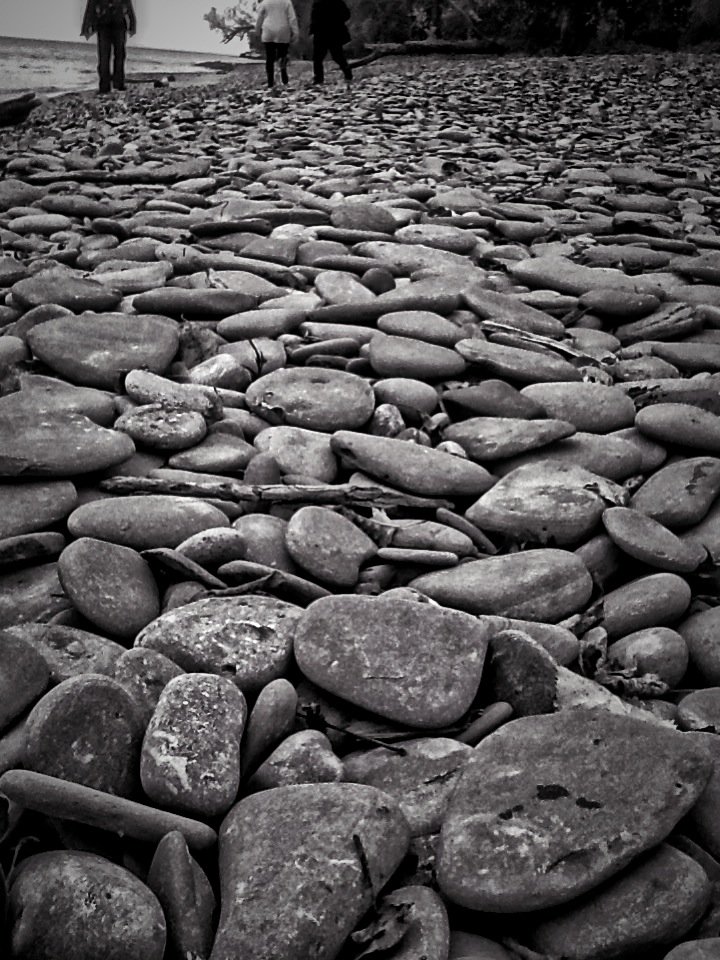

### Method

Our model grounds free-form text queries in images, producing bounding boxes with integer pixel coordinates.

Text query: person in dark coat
[310,0,352,86]
[81,0,137,94]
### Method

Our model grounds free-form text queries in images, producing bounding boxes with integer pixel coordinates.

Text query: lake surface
[0,35,241,96]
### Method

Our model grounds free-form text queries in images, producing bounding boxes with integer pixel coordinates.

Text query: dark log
[99,476,451,510]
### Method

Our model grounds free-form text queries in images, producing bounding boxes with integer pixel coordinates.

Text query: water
[0,35,241,97]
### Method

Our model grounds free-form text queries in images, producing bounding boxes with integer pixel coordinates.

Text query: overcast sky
[2,0,243,54]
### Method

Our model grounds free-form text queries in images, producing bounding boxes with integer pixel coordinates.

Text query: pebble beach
[2,50,720,959]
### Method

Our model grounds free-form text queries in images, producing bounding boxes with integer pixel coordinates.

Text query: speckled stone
[437,709,712,912]
[285,505,376,586]
[294,595,488,728]
[58,537,160,641]
[9,851,166,960]
[526,844,711,960]
[246,367,375,432]
[115,403,208,452]
[136,595,302,694]
[68,496,230,550]
[25,673,144,797]
[343,737,473,836]
[211,783,410,960]
[141,673,246,818]
[113,648,185,725]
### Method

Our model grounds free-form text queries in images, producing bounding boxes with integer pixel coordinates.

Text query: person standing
[255,0,299,90]
[310,0,353,87]
[81,0,137,95]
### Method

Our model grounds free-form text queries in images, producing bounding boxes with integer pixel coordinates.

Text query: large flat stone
[437,709,712,912]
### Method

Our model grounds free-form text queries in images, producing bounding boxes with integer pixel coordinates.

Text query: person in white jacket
[255,0,299,89]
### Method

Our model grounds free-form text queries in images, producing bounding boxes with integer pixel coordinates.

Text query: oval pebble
[246,367,375,432]
[58,537,160,641]
[141,673,246,817]
[68,495,230,549]
[25,673,144,796]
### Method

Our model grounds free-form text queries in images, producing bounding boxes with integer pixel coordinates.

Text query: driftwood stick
[99,476,450,510]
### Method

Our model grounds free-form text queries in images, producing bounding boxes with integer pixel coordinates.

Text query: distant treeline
[207,0,720,56]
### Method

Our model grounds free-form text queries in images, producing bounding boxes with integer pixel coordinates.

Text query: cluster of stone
[1,53,720,960]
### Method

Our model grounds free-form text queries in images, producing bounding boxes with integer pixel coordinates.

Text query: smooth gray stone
[0,411,134,477]
[294,595,488,728]
[27,312,179,390]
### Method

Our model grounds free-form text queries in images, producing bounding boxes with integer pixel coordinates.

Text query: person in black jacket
[310,0,352,86]
[81,0,137,94]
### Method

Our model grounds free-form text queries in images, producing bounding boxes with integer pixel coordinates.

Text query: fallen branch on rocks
[99,476,451,510]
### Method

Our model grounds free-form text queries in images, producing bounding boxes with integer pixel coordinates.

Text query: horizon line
[0,32,242,57]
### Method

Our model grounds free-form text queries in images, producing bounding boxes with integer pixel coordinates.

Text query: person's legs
[111,26,127,90]
[277,43,289,85]
[328,42,352,81]
[265,42,278,87]
[312,39,327,83]
[96,28,112,93]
